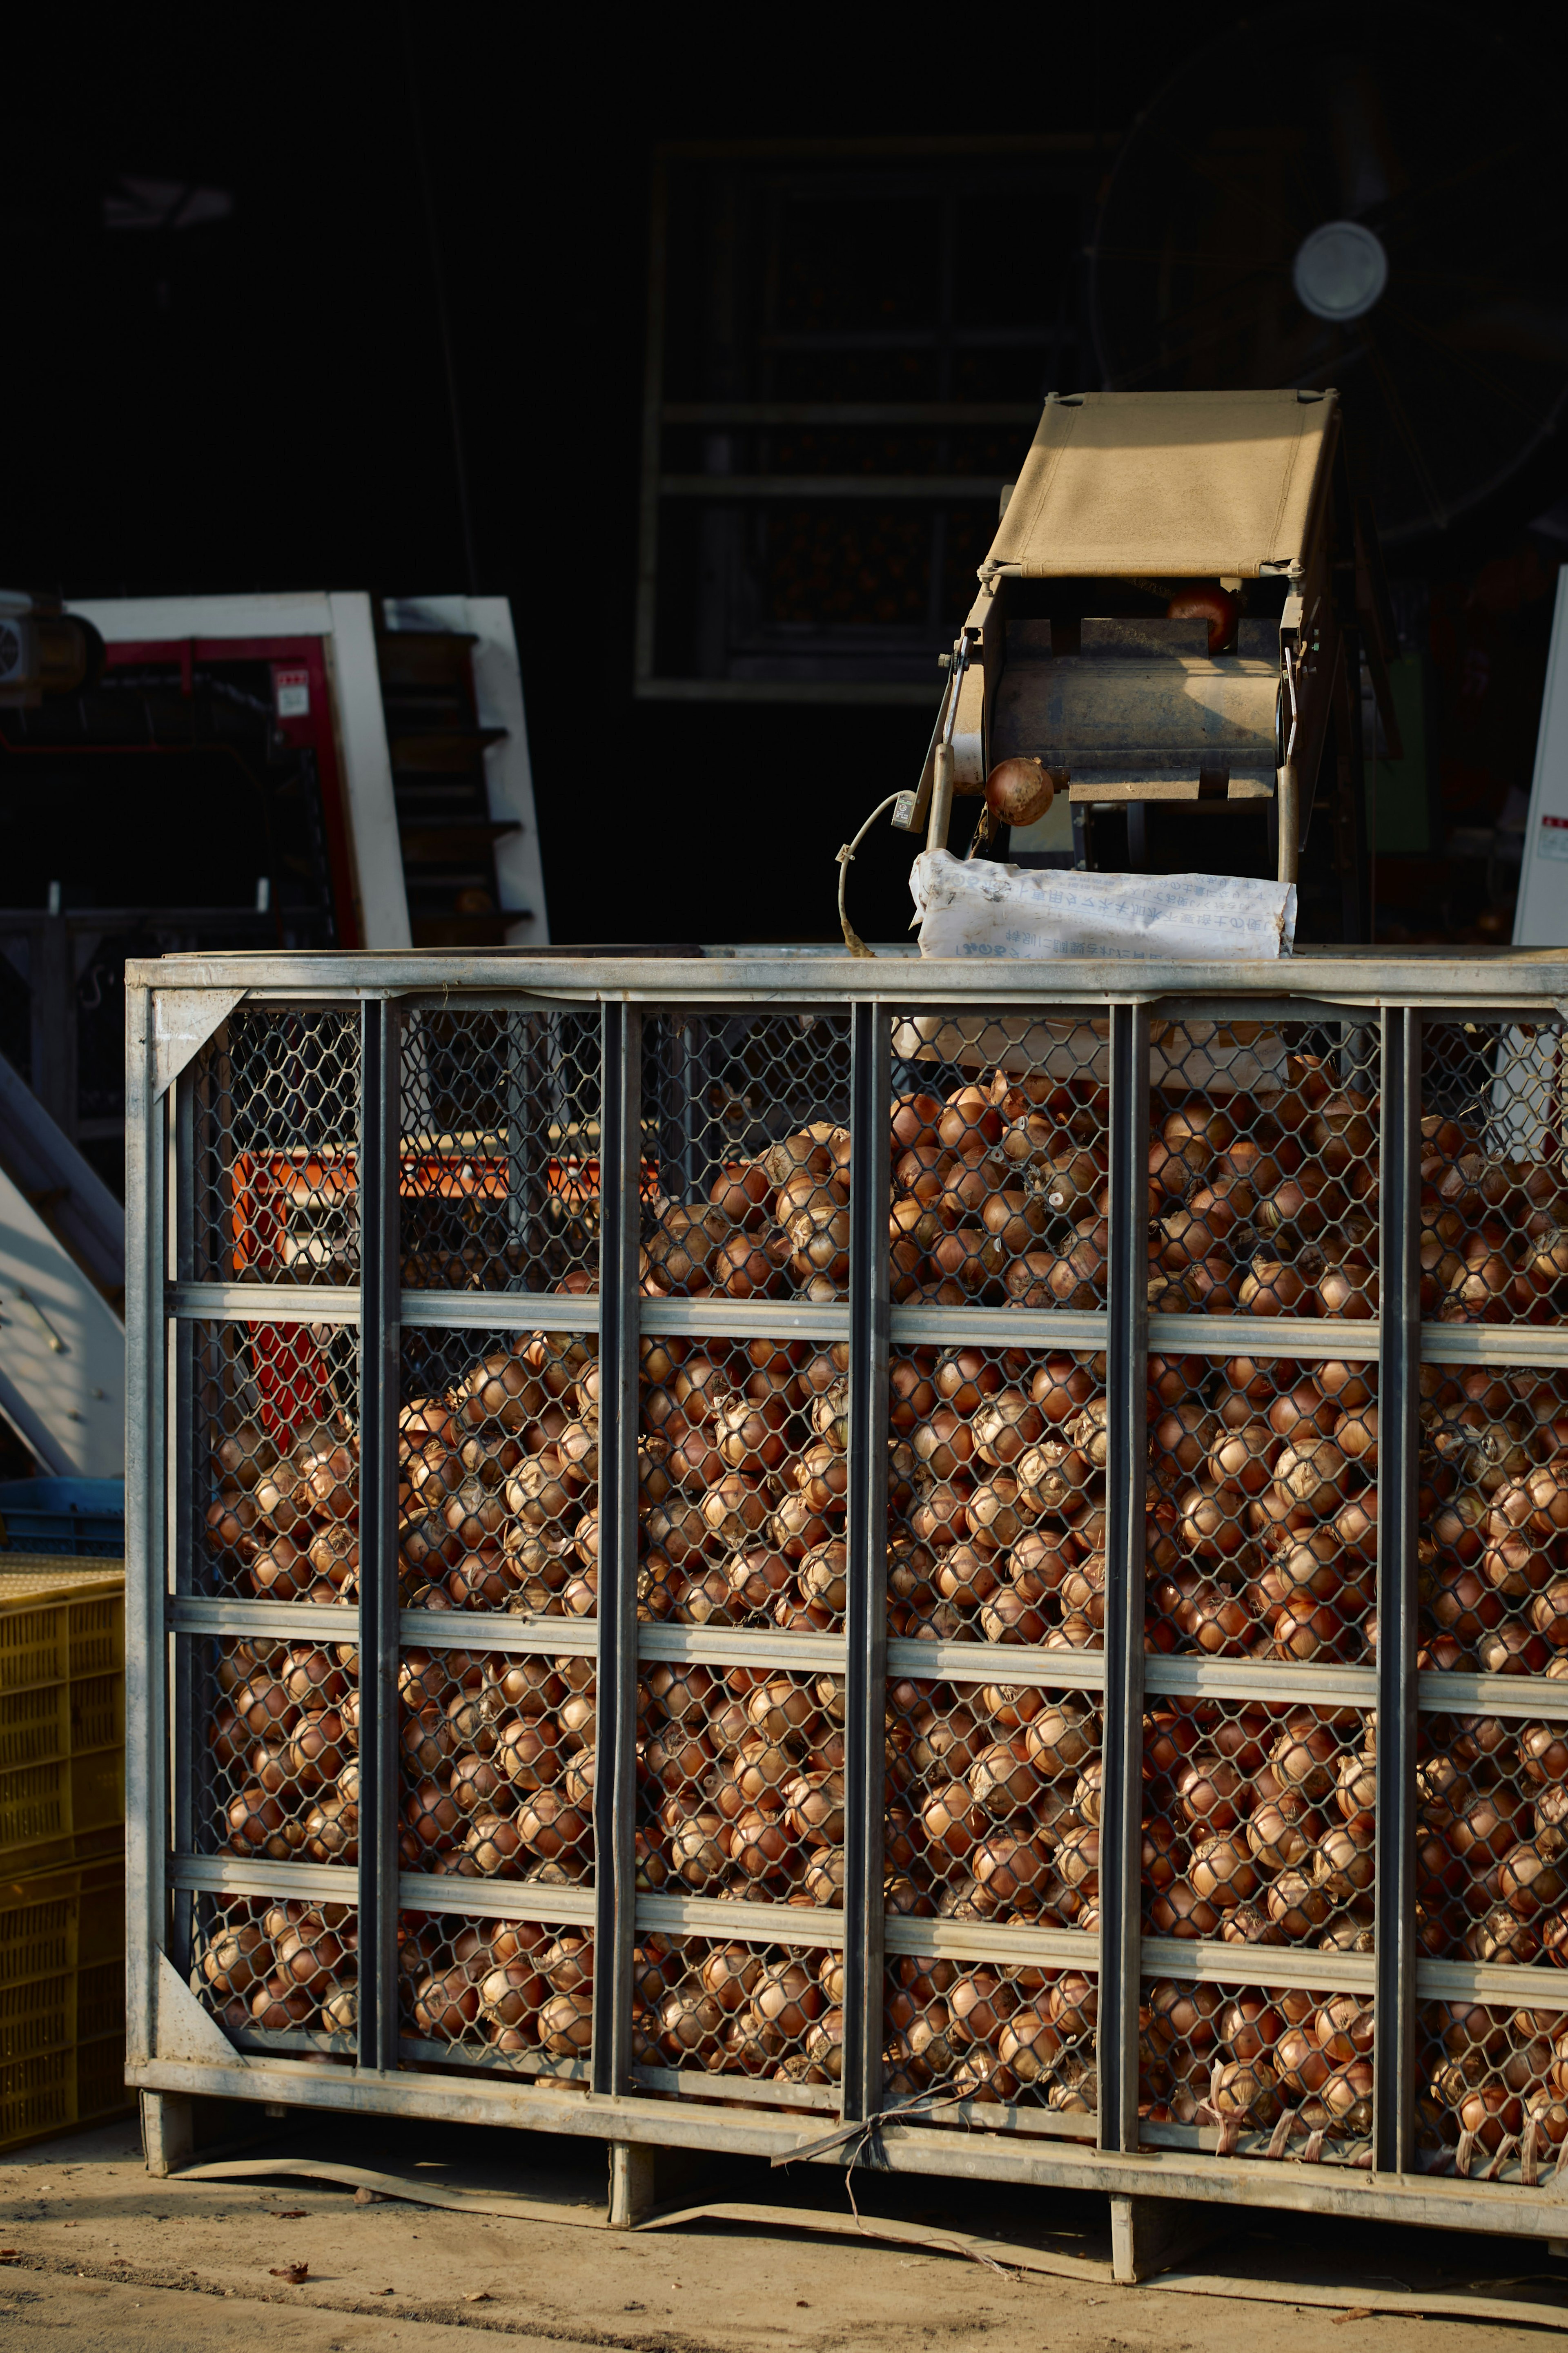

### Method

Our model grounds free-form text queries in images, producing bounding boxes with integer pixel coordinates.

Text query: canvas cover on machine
[984,388,1339,581]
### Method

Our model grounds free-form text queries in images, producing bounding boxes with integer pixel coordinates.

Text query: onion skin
[984,758,1054,829]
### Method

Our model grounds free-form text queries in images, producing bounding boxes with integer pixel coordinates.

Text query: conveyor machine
[850,387,1401,945]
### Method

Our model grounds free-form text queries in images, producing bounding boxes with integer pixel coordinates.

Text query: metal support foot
[1109,2193,1231,2285]
[608,2142,659,2229]
[140,2090,194,2177]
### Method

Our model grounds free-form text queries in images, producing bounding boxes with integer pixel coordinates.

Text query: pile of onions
[635,1332,853,1636]
[1417,1362,1568,1678]
[398,1331,599,1616]
[1421,1997,1568,2163]
[207,1416,361,1604]
[199,1897,359,2044]
[881,1679,1101,1933]
[630,1937,843,2087]
[881,1953,1098,2115]
[1142,1696,1375,1956]
[636,1661,846,1911]
[1138,1976,1373,2141]
[1415,1714,1568,1967]
[644,1122,853,1306]
[1147,1354,1378,1668]
[889,1343,1106,1647]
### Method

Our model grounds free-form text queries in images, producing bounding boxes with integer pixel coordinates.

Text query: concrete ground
[1,2112,1566,2349]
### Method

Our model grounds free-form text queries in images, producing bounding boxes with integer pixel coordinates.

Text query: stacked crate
[0,1563,127,2149]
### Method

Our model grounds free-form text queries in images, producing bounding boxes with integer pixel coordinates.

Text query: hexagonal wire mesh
[194,1630,360,1865]
[638,1663,844,1910]
[640,1012,853,1304]
[1418,1994,1568,2181]
[886,1675,1101,1934]
[195,1320,359,1603]
[399,1007,601,1294]
[893,1345,1105,1647]
[1147,1352,1378,1667]
[399,1326,599,1616]
[884,1950,1098,2133]
[1419,1358,1568,1678]
[1415,1708,1568,1970]
[887,1009,1109,1309]
[192,1006,361,1285]
[1141,1971,1374,2164]
[1420,1016,1568,1327]
[1143,1697,1376,1954]
[637,1334,848,1634]
[632,1933,843,2107]
[192,1890,359,2056]
[1147,1016,1380,1319]
[398,1645,596,1892]
[400,1907,593,2081]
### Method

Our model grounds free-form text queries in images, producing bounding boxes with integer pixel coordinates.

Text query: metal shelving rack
[125,949,1568,2242]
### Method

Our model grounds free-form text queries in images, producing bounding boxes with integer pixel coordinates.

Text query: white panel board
[326,592,412,950]
[1514,564,1568,945]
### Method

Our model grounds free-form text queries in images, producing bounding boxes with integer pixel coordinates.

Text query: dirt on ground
[0,2113,1565,2349]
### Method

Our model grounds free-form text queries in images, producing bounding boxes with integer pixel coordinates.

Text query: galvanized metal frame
[125,951,1568,2236]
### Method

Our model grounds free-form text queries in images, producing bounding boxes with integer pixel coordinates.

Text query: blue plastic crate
[0,1483,125,1560]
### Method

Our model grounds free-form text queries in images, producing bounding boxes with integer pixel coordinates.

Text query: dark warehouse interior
[4,1,1567,990]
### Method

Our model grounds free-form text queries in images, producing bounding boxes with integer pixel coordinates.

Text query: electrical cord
[836,794,900,957]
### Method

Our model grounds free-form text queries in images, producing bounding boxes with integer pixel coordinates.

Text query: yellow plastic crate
[0,1853,129,2152]
[0,1568,124,1875]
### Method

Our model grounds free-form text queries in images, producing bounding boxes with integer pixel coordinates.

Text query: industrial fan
[1089,4,1568,547]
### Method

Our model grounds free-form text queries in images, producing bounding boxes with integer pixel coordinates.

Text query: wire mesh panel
[893,1345,1105,1647]
[887,1675,1101,1930]
[399,1327,599,1617]
[1420,1017,1567,1326]
[888,1010,1110,1309]
[637,1336,848,1634]
[1147,1354,1378,1665]
[192,1892,359,2059]
[399,1007,601,1294]
[1147,1018,1380,1318]
[1142,1697,1376,1952]
[1418,1362,1568,1678]
[193,1632,360,1866]
[632,1933,843,2106]
[640,1012,853,1303]
[192,1006,361,1285]
[398,1646,596,1892]
[399,1906,593,2082]
[884,1950,1098,2132]
[1141,1970,1374,2165]
[1418,1994,1568,2181]
[195,1321,359,1603]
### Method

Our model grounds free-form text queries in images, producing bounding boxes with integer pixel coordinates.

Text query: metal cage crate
[124,948,1568,2245]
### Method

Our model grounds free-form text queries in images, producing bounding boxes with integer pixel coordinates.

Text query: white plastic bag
[910,850,1296,961]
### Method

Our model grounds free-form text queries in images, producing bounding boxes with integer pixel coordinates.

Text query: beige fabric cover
[987,388,1337,579]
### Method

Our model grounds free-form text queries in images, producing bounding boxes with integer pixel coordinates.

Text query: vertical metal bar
[169,1073,197,1962]
[124,978,162,2068]
[357,998,401,2075]
[1375,1005,1421,2177]
[593,1001,643,2096]
[1098,1000,1149,2157]
[841,1000,891,2127]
